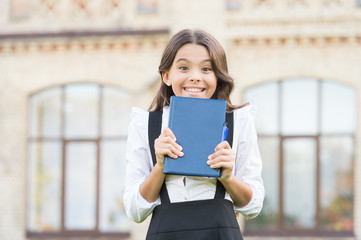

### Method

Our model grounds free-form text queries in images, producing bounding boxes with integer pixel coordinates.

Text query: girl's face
[162,43,217,99]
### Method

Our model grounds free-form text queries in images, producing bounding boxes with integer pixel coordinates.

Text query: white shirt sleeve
[232,105,265,219]
[123,107,161,223]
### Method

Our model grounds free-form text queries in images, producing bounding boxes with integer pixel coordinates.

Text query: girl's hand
[154,127,183,168]
[207,141,235,181]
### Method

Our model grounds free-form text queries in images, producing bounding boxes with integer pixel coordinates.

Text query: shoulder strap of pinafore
[214,111,234,199]
[148,111,171,203]
[148,111,234,203]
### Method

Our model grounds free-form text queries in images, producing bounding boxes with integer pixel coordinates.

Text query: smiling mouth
[184,87,205,93]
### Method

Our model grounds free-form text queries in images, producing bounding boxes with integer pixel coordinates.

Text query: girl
[124,29,264,239]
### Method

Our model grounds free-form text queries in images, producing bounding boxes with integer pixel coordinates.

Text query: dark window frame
[26,83,130,238]
[244,79,356,237]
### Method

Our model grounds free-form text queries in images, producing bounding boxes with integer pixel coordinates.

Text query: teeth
[186,88,202,92]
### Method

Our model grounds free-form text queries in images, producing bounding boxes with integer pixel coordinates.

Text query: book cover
[164,96,227,178]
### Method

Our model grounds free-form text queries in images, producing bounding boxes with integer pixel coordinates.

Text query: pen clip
[221,122,228,142]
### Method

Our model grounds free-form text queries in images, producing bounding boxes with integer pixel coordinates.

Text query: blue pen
[221,123,228,142]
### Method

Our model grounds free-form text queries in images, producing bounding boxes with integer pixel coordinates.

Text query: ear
[162,71,171,86]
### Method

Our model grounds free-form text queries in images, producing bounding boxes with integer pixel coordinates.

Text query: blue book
[164,96,227,178]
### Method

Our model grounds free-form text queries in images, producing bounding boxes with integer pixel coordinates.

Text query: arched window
[244,78,356,236]
[27,83,132,238]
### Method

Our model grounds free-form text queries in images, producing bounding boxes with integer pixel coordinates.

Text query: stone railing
[225,0,361,39]
[1,0,164,33]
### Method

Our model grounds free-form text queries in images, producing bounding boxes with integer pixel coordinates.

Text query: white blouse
[124,105,264,223]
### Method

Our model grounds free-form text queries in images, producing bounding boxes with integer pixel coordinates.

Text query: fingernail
[180,152,184,156]
[178,146,182,150]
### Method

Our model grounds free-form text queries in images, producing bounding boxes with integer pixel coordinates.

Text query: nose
[189,70,201,82]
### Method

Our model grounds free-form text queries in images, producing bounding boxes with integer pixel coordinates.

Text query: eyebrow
[176,58,212,64]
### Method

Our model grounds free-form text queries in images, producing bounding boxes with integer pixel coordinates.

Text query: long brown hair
[148,29,247,112]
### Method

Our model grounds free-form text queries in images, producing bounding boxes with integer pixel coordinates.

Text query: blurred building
[0,0,360,240]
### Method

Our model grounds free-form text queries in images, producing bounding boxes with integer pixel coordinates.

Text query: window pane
[65,84,99,139]
[137,0,158,13]
[244,82,278,135]
[27,141,62,232]
[11,0,31,19]
[100,140,130,231]
[29,88,61,138]
[102,87,131,137]
[226,0,241,10]
[65,142,97,230]
[321,81,356,134]
[246,137,279,230]
[320,137,354,231]
[282,79,318,135]
[283,138,316,229]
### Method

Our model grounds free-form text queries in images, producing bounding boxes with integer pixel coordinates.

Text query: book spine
[168,96,176,129]
[163,96,176,174]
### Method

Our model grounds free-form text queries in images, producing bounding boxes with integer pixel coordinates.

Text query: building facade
[0,0,360,240]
